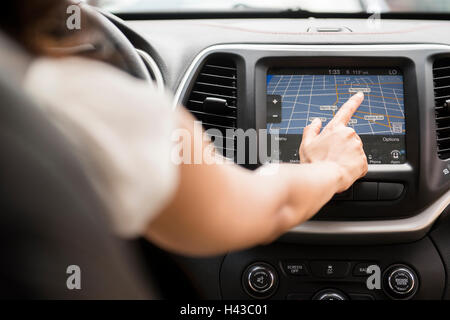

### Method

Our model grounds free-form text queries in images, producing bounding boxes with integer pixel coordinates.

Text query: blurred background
[85,0,450,13]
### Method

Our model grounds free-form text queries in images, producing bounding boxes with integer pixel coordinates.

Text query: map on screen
[266,68,407,164]
[266,73,405,136]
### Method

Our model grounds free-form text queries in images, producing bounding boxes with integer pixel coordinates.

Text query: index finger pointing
[329,92,364,127]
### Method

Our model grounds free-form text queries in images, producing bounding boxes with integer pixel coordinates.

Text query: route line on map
[336,82,403,86]
[354,110,404,119]
[352,115,391,129]
[337,92,403,100]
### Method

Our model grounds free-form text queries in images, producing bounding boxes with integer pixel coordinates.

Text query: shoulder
[23,56,179,237]
[24,56,172,112]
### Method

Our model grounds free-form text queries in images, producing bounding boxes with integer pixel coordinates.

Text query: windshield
[89,0,450,14]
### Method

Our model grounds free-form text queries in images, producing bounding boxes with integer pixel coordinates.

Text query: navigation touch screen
[266,68,406,164]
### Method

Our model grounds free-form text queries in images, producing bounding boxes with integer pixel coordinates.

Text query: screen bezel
[254,56,418,176]
[265,67,407,165]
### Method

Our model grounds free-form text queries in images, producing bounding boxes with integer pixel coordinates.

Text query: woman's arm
[146,93,367,256]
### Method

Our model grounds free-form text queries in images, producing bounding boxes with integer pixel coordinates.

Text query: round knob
[243,263,278,299]
[384,265,418,299]
[313,289,347,301]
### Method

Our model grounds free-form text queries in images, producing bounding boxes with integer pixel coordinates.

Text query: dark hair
[1,1,129,74]
[0,0,83,55]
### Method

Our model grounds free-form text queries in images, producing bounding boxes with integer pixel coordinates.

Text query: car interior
[1,0,450,301]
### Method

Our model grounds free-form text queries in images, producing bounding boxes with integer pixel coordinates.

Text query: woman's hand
[299,92,368,193]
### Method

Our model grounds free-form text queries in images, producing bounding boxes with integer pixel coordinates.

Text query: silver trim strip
[368,163,412,173]
[136,49,165,92]
[290,189,450,238]
[173,43,450,242]
[316,292,346,301]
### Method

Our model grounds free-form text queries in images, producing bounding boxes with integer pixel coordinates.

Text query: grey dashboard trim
[286,189,450,244]
[173,43,450,243]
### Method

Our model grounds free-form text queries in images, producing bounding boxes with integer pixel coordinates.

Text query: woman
[0,1,367,256]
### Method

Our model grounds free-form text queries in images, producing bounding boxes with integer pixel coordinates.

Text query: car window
[87,0,450,14]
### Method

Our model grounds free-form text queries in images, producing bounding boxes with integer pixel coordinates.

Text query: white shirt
[23,57,178,238]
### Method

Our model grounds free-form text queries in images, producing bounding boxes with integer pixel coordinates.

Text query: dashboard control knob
[313,289,347,301]
[243,263,278,298]
[383,265,418,299]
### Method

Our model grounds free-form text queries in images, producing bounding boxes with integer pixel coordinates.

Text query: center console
[175,44,450,300]
[220,238,445,300]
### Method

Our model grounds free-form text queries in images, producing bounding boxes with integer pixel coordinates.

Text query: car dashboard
[109,16,450,300]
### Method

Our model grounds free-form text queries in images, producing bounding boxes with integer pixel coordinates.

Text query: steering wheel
[79,4,151,81]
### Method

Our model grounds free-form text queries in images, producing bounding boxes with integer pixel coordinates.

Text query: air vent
[433,58,450,160]
[185,56,237,159]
